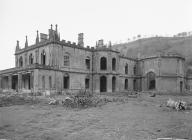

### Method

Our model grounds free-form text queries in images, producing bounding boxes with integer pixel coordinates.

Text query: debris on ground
[0,93,39,107]
[48,97,59,105]
[166,98,187,111]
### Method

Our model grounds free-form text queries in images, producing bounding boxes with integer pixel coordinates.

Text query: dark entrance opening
[12,75,18,90]
[100,76,107,92]
[147,72,156,90]
[133,79,137,91]
[112,76,116,92]
[125,79,128,90]
[63,75,70,89]
[180,81,183,92]
[22,73,31,89]
[85,78,89,89]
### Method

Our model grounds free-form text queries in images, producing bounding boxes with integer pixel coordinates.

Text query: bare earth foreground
[1,94,192,140]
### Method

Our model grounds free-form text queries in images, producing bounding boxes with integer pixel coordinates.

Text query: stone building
[0,25,186,94]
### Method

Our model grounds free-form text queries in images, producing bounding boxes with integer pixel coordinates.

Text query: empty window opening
[112,76,116,92]
[133,65,137,75]
[180,81,183,92]
[63,75,70,89]
[85,78,90,89]
[64,55,70,66]
[85,57,90,70]
[125,64,128,74]
[146,72,156,90]
[41,51,46,65]
[19,56,23,67]
[100,76,107,92]
[42,76,45,89]
[112,58,116,71]
[125,79,128,90]
[29,54,33,65]
[49,76,52,89]
[100,57,107,70]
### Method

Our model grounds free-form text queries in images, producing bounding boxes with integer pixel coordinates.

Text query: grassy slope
[113,36,192,65]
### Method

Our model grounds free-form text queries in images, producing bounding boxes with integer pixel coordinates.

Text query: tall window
[42,76,45,89]
[125,79,128,90]
[125,63,128,74]
[112,58,116,71]
[85,57,90,70]
[100,57,107,70]
[85,78,90,89]
[29,53,33,65]
[133,65,137,75]
[41,50,46,65]
[64,55,70,66]
[63,74,70,89]
[19,56,23,67]
[49,76,52,89]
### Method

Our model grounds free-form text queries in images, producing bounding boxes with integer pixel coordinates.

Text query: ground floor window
[85,78,89,89]
[63,75,69,89]
[112,76,116,92]
[100,76,107,92]
[42,76,45,89]
[125,79,128,90]
[49,76,52,89]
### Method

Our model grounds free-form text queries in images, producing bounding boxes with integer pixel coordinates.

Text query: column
[8,75,12,89]
[30,72,34,90]
[18,73,22,91]
[0,77,2,89]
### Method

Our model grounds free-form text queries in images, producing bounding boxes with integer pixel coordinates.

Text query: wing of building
[0,25,187,94]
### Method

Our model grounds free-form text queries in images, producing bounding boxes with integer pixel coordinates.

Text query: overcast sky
[0,0,191,70]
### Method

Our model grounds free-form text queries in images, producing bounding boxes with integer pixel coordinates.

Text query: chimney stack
[15,40,20,52]
[98,39,104,47]
[78,33,84,47]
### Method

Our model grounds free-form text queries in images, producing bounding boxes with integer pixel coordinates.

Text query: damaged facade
[0,25,187,94]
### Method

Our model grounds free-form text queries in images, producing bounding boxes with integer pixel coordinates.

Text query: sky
[0,0,191,70]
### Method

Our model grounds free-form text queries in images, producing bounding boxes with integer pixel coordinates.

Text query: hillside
[113,36,192,65]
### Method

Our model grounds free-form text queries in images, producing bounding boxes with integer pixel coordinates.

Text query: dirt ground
[0,94,192,140]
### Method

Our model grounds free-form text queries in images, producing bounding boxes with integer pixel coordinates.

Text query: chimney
[40,33,48,42]
[15,40,20,52]
[25,36,28,48]
[78,33,84,47]
[36,30,39,44]
[98,39,104,47]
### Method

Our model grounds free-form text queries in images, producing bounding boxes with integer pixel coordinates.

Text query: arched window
[112,76,116,92]
[146,72,156,90]
[19,56,23,67]
[85,56,90,70]
[112,58,116,71]
[42,76,45,89]
[63,74,70,89]
[85,76,90,89]
[100,76,107,92]
[133,65,137,75]
[125,63,128,74]
[100,57,107,70]
[125,79,128,90]
[64,53,70,66]
[29,53,33,65]
[41,50,46,65]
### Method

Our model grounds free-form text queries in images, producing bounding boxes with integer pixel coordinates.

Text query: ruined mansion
[0,25,188,94]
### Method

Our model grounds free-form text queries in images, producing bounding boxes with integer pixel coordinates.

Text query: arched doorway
[100,76,107,92]
[112,76,116,92]
[146,72,156,90]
